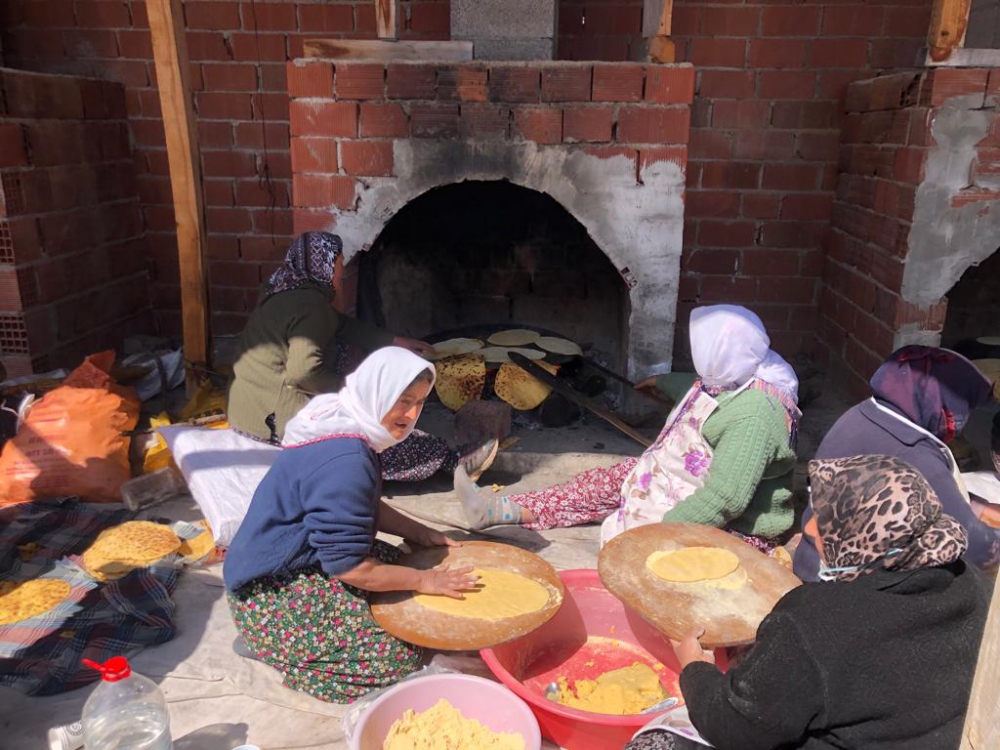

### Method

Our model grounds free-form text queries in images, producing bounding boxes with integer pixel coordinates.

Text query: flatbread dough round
[976,336,1000,346]
[427,338,483,361]
[414,568,550,620]
[434,354,486,412]
[477,346,547,364]
[494,361,558,410]
[487,329,541,346]
[535,336,583,357]
[0,579,72,625]
[82,521,182,582]
[646,547,741,583]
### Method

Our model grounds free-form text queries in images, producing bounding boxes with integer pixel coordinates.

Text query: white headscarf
[689,305,798,400]
[282,347,436,453]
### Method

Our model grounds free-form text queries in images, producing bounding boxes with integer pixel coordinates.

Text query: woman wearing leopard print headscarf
[628,454,990,750]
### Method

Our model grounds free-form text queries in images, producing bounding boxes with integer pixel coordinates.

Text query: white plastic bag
[158,425,280,545]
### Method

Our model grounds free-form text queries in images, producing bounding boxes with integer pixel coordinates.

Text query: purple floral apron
[600,379,752,546]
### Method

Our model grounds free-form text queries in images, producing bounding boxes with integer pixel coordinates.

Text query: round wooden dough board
[371,541,565,651]
[598,523,801,648]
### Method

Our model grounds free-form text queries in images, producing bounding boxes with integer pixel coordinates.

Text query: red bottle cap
[82,656,132,682]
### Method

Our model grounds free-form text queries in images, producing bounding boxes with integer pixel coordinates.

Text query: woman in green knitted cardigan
[456,305,801,550]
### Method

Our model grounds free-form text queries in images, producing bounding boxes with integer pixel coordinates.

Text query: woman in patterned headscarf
[228,232,498,482]
[628,454,990,750]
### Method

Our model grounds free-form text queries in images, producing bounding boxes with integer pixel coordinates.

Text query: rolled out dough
[414,568,550,620]
[646,547,741,583]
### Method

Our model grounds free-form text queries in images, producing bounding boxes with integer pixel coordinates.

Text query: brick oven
[287,59,693,378]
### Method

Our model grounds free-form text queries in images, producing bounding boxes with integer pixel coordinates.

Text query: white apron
[869,398,971,503]
[600,380,753,546]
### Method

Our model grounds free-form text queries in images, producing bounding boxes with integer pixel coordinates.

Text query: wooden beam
[961,575,1000,749]
[376,0,399,40]
[146,0,211,389]
[927,0,972,63]
[303,39,474,61]
[644,0,676,63]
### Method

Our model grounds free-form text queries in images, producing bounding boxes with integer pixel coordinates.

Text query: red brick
[203,179,235,206]
[690,38,746,68]
[782,194,834,221]
[489,67,540,103]
[683,248,740,274]
[240,236,286,261]
[700,6,761,36]
[698,70,755,99]
[645,66,694,104]
[563,107,613,143]
[288,62,334,98]
[759,71,816,100]
[795,132,840,161]
[386,64,436,99]
[742,193,781,219]
[64,29,120,57]
[185,2,239,29]
[639,146,687,174]
[686,190,741,218]
[0,124,29,167]
[230,32,285,61]
[819,70,873,100]
[811,39,870,69]
[459,105,510,139]
[760,219,826,248]
[712,100,771,130]
[252,93,289,122]
[242,2,295,31]
[439,66,488,102]
[923,69,989,106]
[340,141,394,176]
[202,63,258,92]
[617,107,690,144]
[210,260,261,288]
[582,146,637,165]
[772,101,837,129]
[260,64,288,93]
[763,164,820,191]
[291,137,338,173]
[689,130,733,159]
[359,103,408,138]
[409,105,459,137]
[592,64,643,102]
[748,39,808,69]
[822,5,885,36]
[761,6,821,36]
[409,3,449,34]
[292,208,332,236]
[297,4,353,32]
[583,5,642,34]
[541,66,592,102]
[700,162,760,190]
[293,174,357,209]
[355,4,376,33]
[75,1,130,27]
[883,6,933,38]
[697,221,755,248]
[234,121,289,150]
[514,108,562,145]
[894,147,925,184]
[870,38,924,69]
[742,248,801,276]
[206,207,254,233]
[290,101,358,138]
[700,275,758,304]
[19,0,75,27]
[117,29,152,58]
[759,276,815,305]
[336,63,385,99]
[197,92,253,120]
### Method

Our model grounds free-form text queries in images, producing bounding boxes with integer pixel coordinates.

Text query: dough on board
[645,547,741,583]
[414,568,550,619]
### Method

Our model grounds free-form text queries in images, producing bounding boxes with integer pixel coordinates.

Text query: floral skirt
[227,540,422,703]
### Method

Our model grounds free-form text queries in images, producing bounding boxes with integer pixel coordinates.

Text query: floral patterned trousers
[227,541,422,703]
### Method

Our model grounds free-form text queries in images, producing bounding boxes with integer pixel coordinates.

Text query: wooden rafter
[376,0,399,40]
[644,0,676,64]
[927,0,972,63]
[146,0,211,388]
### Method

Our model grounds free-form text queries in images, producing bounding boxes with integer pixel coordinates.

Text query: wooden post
[927,0,972,63]
[961,575,1000,749]
[644,0,675,63]
[146,0,211,390]
[376,0,399,40]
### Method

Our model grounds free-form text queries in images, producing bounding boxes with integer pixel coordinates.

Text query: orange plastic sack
[0,351,140,506]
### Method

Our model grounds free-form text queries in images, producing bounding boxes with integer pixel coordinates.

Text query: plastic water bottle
[81,657,172,750]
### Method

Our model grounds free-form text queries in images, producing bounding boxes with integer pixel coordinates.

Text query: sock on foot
[454,465,523,529]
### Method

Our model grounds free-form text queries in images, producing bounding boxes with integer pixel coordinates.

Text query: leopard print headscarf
[808,455,968,582]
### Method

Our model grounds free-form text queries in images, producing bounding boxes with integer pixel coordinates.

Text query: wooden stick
[147,0,211,392]
[961,574,1000,749]
[376,0,399,40]
[646,0,676,63]
[927,0,972,63]
[303,39,473,61]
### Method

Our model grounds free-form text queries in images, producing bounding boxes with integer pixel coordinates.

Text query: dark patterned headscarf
[263,232,343,298]
[808,455,968,583]
[869,345,992,442]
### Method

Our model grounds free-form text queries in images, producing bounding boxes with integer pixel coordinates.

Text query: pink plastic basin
[351,673,542,750]
[481,569,728,750]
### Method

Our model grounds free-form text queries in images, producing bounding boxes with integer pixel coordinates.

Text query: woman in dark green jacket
[228,232,496,481]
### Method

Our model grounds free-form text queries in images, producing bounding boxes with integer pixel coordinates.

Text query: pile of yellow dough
[556,662,667,715]
[382,699,524,750]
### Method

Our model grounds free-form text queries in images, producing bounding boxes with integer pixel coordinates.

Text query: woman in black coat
[628,454,991,750]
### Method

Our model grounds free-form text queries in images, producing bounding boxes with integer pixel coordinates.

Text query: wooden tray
[598,523,801,648]
[371,541,565,651]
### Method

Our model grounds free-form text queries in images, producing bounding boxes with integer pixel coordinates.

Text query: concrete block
[473,38,556,61]
[452,0,556,40]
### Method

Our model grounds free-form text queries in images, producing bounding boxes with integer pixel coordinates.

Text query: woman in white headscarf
[456,305,801,551]
[224,347,478,703]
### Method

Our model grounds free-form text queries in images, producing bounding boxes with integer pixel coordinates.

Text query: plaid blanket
[0,498,200,696]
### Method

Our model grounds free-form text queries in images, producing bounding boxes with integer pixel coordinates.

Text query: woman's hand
[392,336,437,358]
[407,527,462,548]
[672,627,715,669]
[418,564,479,599]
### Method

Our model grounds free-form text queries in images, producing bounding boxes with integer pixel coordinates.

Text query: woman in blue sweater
[224,347,478,703]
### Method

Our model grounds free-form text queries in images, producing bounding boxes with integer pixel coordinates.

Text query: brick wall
[0,68,151,377]
[819,68,1000,397]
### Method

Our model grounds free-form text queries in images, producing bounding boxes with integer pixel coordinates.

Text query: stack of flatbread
[0,579,72,626]
[81,521,182,582]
